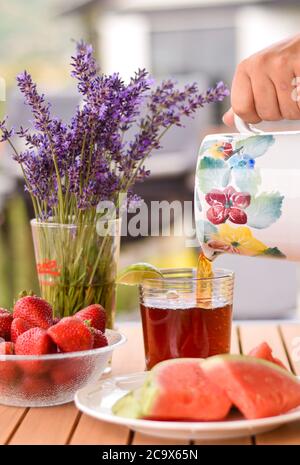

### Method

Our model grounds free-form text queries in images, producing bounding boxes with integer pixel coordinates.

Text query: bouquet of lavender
[0,42,228,323]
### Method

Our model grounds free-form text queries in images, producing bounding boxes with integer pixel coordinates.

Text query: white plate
[75,372,300,441]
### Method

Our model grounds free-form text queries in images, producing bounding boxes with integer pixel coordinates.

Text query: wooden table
[1,322,300,445]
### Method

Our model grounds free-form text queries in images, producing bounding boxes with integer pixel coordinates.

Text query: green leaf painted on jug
[246,192,284,229]
[197,156,230,194]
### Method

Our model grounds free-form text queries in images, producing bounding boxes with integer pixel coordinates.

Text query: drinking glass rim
[30,217,121,228]
[141,267,234,285]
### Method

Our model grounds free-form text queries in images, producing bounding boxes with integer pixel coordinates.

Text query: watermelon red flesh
[248,342,288,370]
[142,359,232,421]
[202,355,300,420]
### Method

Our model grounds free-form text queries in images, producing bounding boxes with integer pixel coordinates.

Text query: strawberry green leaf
[235,135,275,158]
[197,156,230,194]
[263,247,286,258]
[246,192,284,229]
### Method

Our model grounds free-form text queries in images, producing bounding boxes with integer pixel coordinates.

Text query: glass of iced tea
[139,268,234,370]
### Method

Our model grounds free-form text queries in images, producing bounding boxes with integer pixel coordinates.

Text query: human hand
[223,34,300,127]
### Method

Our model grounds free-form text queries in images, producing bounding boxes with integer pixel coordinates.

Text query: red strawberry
[50,359,91,388]
[21,376,52,398]
[11,318,32,343]
[0,362,19,387]
[91,328,108,349]
[16,328,56,376]
[0,342,19,386]
[15,327,56,356]
[0,341,15,354]
[75,304,106,332]
[13,295,53,329]
[0,308,13,340]
[52,317,61,325]
[48,317,93,353]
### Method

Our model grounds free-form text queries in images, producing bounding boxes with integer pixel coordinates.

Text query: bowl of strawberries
[0,295,126,407]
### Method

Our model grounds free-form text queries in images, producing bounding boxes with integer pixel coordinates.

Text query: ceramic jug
[195,116,300,261]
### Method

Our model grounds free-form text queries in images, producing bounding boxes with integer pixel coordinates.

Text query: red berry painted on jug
[206,204,229,225]
[13,296,53,329]
[228,207,247,225]
[205,186,250,225]
[223,142,233,158]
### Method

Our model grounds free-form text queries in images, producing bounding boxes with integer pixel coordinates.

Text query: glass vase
[31,218,121,328]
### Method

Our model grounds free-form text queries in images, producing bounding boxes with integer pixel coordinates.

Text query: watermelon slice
[112,388,143,419]
[113,358,231,421]
[248,342,288,370]
[202,354,300,419]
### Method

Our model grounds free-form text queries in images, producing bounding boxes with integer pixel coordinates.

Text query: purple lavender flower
[16,71,52,133]
[0,41,229,221]
[0,118,14,142]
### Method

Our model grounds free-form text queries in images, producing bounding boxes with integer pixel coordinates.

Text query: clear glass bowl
[0,329,126,407]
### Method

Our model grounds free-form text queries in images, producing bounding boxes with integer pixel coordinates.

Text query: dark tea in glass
[139,268,234,370]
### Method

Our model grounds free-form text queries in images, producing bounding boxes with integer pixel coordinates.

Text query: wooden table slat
[70,415,130,445]
[253,422,300,445]
[132,432,190,445]
[239,324,290,367]
[111,325,146,376]
[279,324,300,375]
[230,326,240,354]
[9,403,80,445]
[0,406,27,445]
[195,436,253,445]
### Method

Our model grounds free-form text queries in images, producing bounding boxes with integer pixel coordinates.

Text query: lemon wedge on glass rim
[117,263,163,286]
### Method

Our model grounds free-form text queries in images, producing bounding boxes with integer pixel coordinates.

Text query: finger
[271,72,300,119]
[231,64,261,124]
[250,74,282,121]
[222,108,235,127]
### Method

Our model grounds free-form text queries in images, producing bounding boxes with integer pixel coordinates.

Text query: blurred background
[0,0,300,320]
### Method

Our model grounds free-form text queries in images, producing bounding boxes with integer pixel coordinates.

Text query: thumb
[222,107,235,128]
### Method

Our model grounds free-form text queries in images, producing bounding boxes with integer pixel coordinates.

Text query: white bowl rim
[0,329,126,361]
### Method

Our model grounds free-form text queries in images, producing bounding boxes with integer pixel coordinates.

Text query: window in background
[151,26,236,125]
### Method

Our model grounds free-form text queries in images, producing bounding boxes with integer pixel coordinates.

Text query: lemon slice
[117,263,163,286]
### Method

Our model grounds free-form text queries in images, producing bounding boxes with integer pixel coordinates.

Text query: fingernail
[222,112,229,124]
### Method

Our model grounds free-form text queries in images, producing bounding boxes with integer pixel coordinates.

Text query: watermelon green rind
[140,358,201,417]
[112,388,144,419]
[202,354,296,380]
[139,375,160,417]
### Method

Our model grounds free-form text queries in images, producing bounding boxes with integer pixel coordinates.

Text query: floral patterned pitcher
[195,116,300,261]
